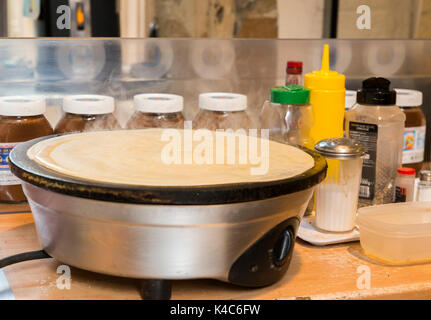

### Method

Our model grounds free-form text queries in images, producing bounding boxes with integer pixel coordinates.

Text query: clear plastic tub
[357,202,431,265]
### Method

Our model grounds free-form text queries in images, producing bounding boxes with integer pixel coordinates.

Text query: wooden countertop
[1,203,431,300]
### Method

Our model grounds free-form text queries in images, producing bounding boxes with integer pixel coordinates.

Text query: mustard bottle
[304,44,345,149]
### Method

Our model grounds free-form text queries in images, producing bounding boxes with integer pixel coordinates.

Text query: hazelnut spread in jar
[395,89,426,174]
[0,96,53,202]
[54,95,120,134]
[193,93,252,130]
[126,93,185,129]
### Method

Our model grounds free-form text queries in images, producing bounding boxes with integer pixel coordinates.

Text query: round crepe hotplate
[9,134,327,205]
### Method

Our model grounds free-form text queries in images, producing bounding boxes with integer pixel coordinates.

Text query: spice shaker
[127,93,185,129]
[314,138,365,232]
[395,167,415,202]
[345,77,405,207]
[260,85,313,147]
[417,170,431,202]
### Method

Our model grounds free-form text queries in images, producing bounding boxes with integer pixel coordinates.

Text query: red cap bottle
[286,61,303,85]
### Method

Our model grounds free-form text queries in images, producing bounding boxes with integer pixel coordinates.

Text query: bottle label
[348,122,378,200]
[395,186,407,202]
[402,125,425,164]
[0,143,21,186]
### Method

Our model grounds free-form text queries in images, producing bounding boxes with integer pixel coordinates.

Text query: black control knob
[273,228,293,267]
[228,218,299,287]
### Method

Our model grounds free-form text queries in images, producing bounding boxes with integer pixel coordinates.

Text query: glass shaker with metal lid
[417,170,431,202]
[314,137,365,232]
[260,85,313,148]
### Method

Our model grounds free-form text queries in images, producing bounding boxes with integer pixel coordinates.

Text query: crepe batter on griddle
[27,129,314,187]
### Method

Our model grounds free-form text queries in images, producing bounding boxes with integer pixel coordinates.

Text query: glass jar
[260,85,313,148]
[286,61,303,85]
[417,170,431,202]
[0,96,53,202]
[54,95,120,134]
[193,93,251,131]
[395,89,426,175]
[126,93,185,129]
[345,77,405,207]
[395,167,415,202]
[314,138,365,232]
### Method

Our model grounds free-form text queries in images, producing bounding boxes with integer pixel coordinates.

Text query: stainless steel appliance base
[23,182,313,282]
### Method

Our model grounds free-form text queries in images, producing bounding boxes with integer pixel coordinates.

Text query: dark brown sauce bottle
[0,97,53,202]
[397,89,426,176]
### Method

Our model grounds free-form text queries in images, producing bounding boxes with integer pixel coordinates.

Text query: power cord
[0,250,51,268]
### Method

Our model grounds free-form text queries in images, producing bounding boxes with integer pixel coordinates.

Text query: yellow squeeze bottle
[304,44,345,148]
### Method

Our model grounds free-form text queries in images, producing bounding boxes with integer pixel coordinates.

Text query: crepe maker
[7,134,327,299]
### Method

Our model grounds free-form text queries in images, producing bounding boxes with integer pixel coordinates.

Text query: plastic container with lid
[417,170,431,202]
[345,77,406,207]
[357,202,431,265]
[314,138,365,232]
[192,93,252,131]
[395,167,415,202]
[0,96,53,202]
[260,85,313,147]
[305,44,346,145]
[395,89,426,175]
[126,93,185,129]
[286,61,303,85]
[55,95,120,134]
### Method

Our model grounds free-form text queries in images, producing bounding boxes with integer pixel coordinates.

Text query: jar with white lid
[395,89,426,175]
[0,96,53,202]
[54,95,120,134]
[126,93,185,129]
[192,92,252,130]
[314,137,365,232]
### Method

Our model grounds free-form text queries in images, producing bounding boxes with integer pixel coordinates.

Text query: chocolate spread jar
[192,92,252,130]
[396,89,426,175]
[54,95,120,134]
[0,96,53,202]
[126,93,185,129]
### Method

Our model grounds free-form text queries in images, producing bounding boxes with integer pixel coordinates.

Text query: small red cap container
[397,167,416,175]
[286,61,303,75]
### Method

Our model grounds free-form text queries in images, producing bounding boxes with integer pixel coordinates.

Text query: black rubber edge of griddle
[9,134,327,205]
